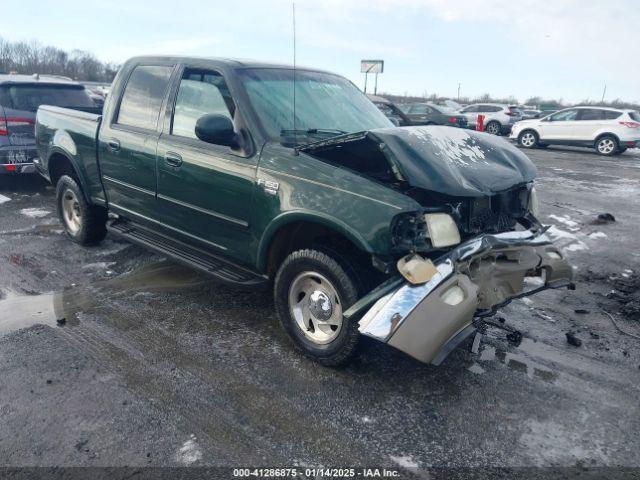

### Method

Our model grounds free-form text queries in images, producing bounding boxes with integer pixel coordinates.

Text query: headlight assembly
[424,213,461,248]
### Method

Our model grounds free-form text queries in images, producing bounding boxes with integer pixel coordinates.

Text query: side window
[550,109,578,122]
[117,65,173,130]
[577,109,604,121]
[603,110,622,120]
[486,106,502,112]
[171,69,235,139]
[410,104,429,114]
[462,105,477,113]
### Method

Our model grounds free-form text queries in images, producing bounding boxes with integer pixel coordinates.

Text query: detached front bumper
[351,230,573,365]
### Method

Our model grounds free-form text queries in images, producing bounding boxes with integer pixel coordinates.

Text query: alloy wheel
[288,271,343,345]
[61,188,82,235]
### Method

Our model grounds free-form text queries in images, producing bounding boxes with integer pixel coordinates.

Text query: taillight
[448,117,458,123]
[619,121,640,128]
[505,110,516,116]
[0,117,33,136]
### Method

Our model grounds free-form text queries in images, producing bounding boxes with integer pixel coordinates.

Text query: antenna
[292,2,298,153]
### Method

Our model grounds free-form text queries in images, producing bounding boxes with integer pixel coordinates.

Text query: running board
[107,219,267,286]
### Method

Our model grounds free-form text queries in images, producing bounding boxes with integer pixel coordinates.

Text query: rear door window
[0,84,95,112]
[171,69,235,139]
[629,112,640,122]
[409,104,429,114]
[116,65,173,130]
[577,109,604,120]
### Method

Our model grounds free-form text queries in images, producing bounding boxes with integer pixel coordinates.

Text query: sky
[3,0,639,103]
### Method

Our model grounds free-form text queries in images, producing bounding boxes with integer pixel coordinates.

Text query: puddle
[478,345,558,383]
[0,289,87,337]
[104,260,213,292]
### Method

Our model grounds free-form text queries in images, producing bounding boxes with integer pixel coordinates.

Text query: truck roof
[0,73,82,86]
[125,55,333,74]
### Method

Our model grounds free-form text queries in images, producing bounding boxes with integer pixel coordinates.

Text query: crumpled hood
[368,126,537,197]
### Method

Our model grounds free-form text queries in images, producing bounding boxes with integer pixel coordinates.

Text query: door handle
[106,139,120,152]
[165,152,183,167]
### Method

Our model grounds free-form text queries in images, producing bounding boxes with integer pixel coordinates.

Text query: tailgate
[1,83,96,146]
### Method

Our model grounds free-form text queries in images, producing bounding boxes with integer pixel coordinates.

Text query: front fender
[256,210,373,272]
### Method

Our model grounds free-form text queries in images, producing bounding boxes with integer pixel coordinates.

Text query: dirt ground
[0,145,639,473]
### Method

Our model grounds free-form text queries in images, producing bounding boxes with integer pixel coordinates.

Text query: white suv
[458,103,523,135]
[510,107,640,156]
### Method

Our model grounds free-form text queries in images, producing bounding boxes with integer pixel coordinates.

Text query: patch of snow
[407,127,489,166]
[175,437,202,465]
[81,261,116,270]
[20,207,50,218]
[361,416,373,424]
[624,269,633,274]
[468,363,485,375]
[565,243,588,252]
[0,194,11,204]
[520,297,534,306]
[546,226,588,253]
[390,455,419,469]
[588,231,607,239]
[548,214,579,229]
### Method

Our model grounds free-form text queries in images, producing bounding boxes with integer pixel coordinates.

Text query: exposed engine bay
[300,126,540,255]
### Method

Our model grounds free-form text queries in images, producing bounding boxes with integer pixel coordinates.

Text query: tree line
[0,37,119,83]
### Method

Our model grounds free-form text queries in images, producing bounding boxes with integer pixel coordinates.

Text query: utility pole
[457,82,461,101]
[601,84,607,103]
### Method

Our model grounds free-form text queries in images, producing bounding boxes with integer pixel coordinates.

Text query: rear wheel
[595,135,618,156]
[618,147,628,154]
[274,249,361,366]
[56,175,107,245]
[518,130,539,148]
[485,121,501,135]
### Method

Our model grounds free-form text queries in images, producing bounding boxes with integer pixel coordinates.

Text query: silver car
[458,103,523,135]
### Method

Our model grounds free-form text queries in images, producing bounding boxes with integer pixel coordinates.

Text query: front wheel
[274,249,361,366]
[56,175,107,245]
[518,130,539,148]
[595,135,618,156]
[485,121,501,135]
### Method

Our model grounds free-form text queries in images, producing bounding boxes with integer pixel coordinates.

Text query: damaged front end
[345,230,574,365]
[301,126,573,364]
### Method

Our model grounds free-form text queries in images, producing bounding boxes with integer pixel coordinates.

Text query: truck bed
[35,105,106,205]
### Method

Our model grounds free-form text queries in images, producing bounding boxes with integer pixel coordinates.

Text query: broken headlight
[391,212,461,252]
[424,213,461,248]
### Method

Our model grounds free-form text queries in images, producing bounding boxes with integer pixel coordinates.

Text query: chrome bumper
[356,230,573,365]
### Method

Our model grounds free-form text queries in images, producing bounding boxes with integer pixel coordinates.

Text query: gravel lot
[1,145,639,472]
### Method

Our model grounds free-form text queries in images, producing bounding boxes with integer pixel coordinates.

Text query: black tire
[518,130,539,148]
[274,249,361,367]
[617,147,628,154]
[56,175,107,245]
[485,121,501,135]
[595,135,619,156]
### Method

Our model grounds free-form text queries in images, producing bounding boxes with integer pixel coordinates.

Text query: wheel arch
[257,211,373,277]
[594,132,620,146]
[47,150,91,202]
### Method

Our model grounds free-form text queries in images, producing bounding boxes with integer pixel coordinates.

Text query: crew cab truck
[35,56,574,367]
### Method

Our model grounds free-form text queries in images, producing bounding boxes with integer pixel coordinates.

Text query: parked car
[458,103,523,135]
[510,106,640,156]
[521,109,542,120]
[367,94,412,126]
[0,73,98,174]
[35,56,573,367]
[403,102,468,128]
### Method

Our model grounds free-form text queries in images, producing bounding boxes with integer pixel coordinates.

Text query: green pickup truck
[35,56,573,367]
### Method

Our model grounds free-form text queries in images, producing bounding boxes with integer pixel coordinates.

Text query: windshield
[2,84,95,112]
[238,68,392,144]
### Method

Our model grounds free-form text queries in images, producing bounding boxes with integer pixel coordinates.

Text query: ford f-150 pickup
[35,56,574,366]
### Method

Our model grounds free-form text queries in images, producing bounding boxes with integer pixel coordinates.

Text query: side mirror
[195,114,237,148]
